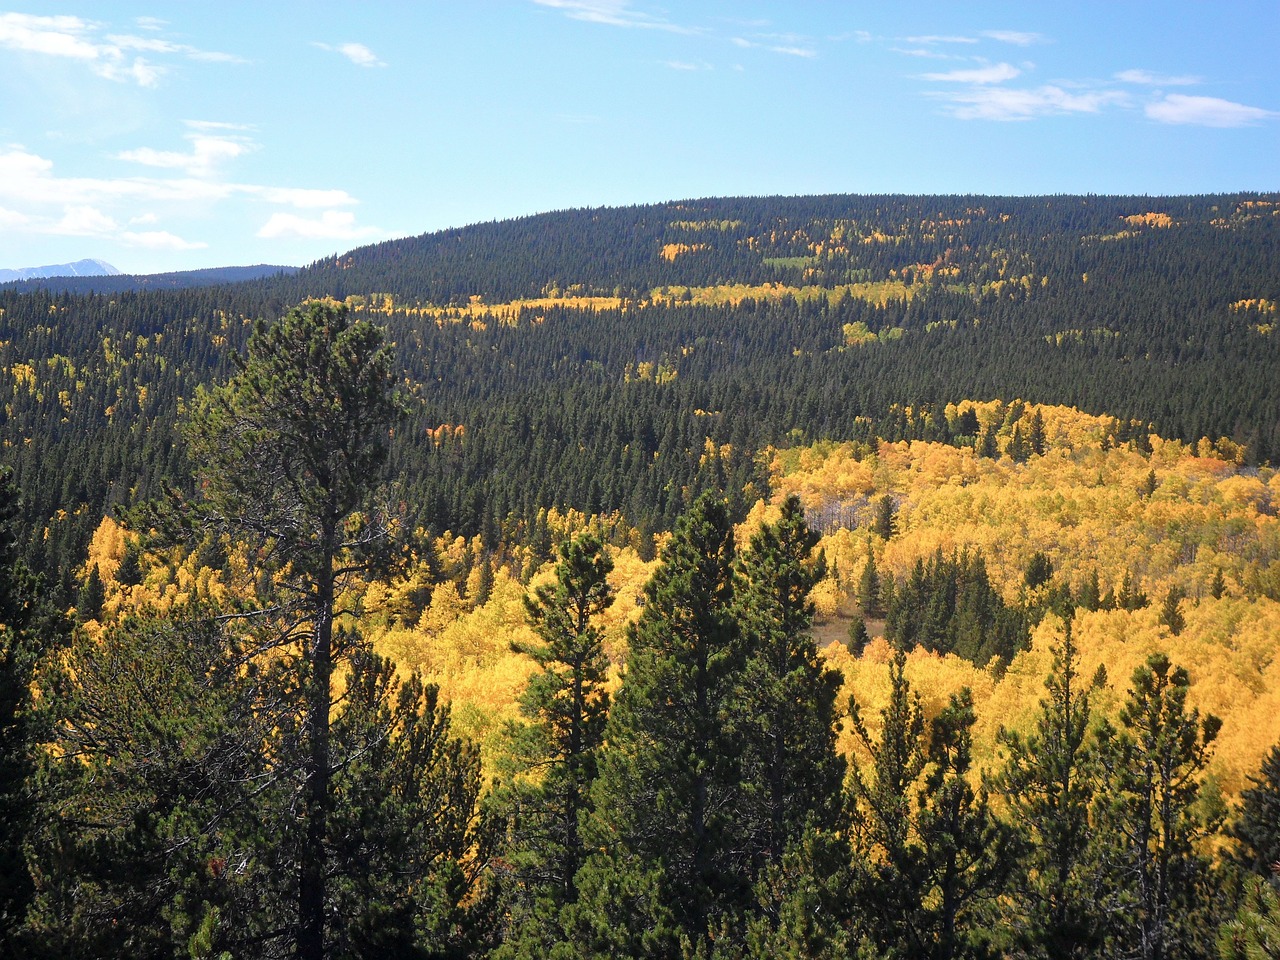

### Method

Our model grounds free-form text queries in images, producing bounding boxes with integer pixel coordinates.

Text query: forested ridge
[1,193,1278,594]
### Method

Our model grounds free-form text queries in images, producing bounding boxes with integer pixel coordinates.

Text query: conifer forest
[2,194,1280,958]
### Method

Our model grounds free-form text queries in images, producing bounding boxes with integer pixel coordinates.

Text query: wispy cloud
[1145,94,1276,127]
[256,210,382,241]
[0,130,378,247]
[1115,68,1201,86]
[121,229,207,250]
[531,0,695,34]
[117,121,255,177]
[904,35,979,45]
[922,62,1021,84]
[892,46,962,60]
[663,60,709,71]
[313,41,386,67]
[981,30,1044,46]
[730,32,816,58]
[0,12,241,86]
[936,86,1129,121]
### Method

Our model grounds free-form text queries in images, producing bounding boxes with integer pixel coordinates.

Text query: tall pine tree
[574,493,748,952]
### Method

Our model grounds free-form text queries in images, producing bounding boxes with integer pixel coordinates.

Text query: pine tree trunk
[298,534,336,960]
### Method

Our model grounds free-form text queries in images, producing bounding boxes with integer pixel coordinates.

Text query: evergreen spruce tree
[873,494,897,541]
[847,615,871,656]
[1228,745,1280,878]
[1095,654,1223,960]
[75,563,105,623]
[25,609,272,958]
[915,688,1016,960]
[993,619,1106,958]
[0,468,58,952]
[182,298,406,959]
[497,533,614,954]
[1160,585,1186,636]
[1217,876,1280,960]
[848,650,928,956]
[1211,568,1227,601]
[1028,409,1046,457]
[858,543,883,618]
[573,493,748,952]
[734,495,845,867]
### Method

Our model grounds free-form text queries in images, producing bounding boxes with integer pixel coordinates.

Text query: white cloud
[982,30,1044,46]
[531,0,695,34]
[184,119,252,132]
[0,140,364,253]
[52,205,118,235]
[118,134,251,176]
[247,186,359,208]
[904,35,978,45]
[1116,68,1201,86]
[314,41,386,67]
[939,85,1129,121]
[1145,94,1276,127]
[731,36,753,48]
[134,16,166,31]
[120,229,206,250]
[771,45,815,58]
[923,62,1020,84]
[663,60,706,71]
[0,12,240,85]
[0,13,99,60]
[892,46,960,60]
[256,210,382,241]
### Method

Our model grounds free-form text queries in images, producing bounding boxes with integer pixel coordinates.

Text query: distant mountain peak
[0,258,121,282]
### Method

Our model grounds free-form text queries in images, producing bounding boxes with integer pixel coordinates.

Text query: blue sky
[0,1,1276,274]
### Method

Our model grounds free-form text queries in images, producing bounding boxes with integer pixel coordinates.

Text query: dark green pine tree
[182,298,407,959]
[0,468,60,952]
[848,650,928,957]
[1028,409,1046,457]
[496,533,614,954]
[979,425,1000,460]
[76,564,106,622]
[325,641,492,959]
[1217,876,1280,960]
[873,494,897,541]
[1094,654,1224,960]
[993,619,1106,959]
[1228,744,1280,878]
[571,493,747,954]
[1159,584,1186,636]
[847,615,871,656]
[24,609,273,958]
[915,688,1016,960]
[1210,568,1228,600]
[858,543,883,618]
[734,494,845,867]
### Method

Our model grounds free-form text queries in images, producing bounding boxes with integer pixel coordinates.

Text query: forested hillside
[2,195,1280,956]
[1,193,1278,594]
